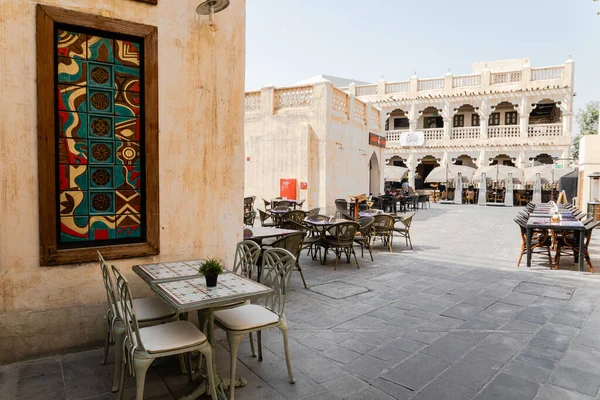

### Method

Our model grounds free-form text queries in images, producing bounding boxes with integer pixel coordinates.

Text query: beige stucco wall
[244,82,384,215]
[579,135,600,210]
[0,0,246,363]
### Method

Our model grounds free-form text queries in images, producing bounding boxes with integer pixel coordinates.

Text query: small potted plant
[199,258,224,288]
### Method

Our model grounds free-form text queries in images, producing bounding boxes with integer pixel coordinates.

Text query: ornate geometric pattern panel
[56,27,144,246]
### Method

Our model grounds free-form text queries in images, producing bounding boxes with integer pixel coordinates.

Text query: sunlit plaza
[4,1,600,400]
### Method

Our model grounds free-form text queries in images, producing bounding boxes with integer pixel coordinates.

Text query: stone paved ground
[3,204,600,400]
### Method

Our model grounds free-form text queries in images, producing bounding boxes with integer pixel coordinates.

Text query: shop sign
[369,133,386,148]
[400,131,425,147]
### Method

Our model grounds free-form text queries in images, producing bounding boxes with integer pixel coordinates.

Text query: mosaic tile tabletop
[134,260,204,283]
[154,273,272,311]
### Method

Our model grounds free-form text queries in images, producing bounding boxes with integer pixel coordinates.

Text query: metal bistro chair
[295,199,306,209]
[244,210,256,227]
[214,248,296,400]
[335,199,348,213]
[555,221,600,272]
[372,214,396,252]
[354,216,374,261]
[324,221,360,270]
[98,252,177,393]
[244,196,256,213]
[394,212,415,249]
[262,198,272,210]
[259,209,278,227]
[281,209,307,225]
[274,200,291,209]
[267,231,308,288]
[306,207,320,217]
[514,217,553,269]
[335,210,356,221]
[112,266,217,400]
[418,194,430,209]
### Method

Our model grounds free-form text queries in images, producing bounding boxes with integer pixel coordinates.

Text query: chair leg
[388,234,393,252]
[257,331,263,361]
[117,353,126,400]
[278,321,296,384]
[297,261,308,289]
[517,243,524,267]
[352,248,360,269]
[101,313,111,365]
[547,248,553,269]
[249,333,256,357]
[407,232,413,250]
[226,333,244,400]
[334,250,339,271]
[202,345,218,400]
[133,357,153,400]
[368,242,374,262]
[112,326,125,392]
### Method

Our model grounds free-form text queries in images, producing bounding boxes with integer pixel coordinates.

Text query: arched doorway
[490,154,516,167]
[415,155,440,190]
[369,152,381,195]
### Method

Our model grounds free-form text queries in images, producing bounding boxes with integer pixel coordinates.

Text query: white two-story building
[348,58,574,189]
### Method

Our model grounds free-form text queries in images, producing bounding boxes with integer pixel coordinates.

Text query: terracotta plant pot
[205,275,218,288]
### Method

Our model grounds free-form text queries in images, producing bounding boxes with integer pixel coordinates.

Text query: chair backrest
[400,212,415,229]
[306,214,329,222]
[260,248,295,318]
[244,211,256,226]
[269,232,306,259]
[262,198,271,209]
[258,209,271,224]
[233,240,261,279]
[296,199,306,209]
[98,251,118,319]
[274,200,291,208]
[326,221,359,242]
[283,210,307,224]
[334,199,348,213]
[307,207,320,217]
[335,210,355,221]
[373,214,395,232]
[357,216,374,236]
[112,265,146,352]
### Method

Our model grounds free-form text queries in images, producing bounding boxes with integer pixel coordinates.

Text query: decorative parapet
[531,66,564,81]
[332,87,349,117]
[452,74,481,88]
[245,91,261,112]
[273,85,313,111]
[491,71,522,85]
[356,84,377,96]
[354,99,366,123]
[385,81,409,94]
[418,78,444,91]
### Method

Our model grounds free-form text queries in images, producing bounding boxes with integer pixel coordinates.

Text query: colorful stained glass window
[56,27,144,247]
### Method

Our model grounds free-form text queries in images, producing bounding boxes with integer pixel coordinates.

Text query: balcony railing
[385,81,409,94]
[418,78,445,91]
[488,125,520,138]
[356,84,377,96]
[423,128,444,140]
[451,127,480,140]
[531,66,564,81]
[491,71,522,84]
[452,74,482,88]
[386,129,408,142]
[528,123,563,137]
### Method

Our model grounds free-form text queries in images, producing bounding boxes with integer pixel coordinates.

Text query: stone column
[477,99,493,140]
[505,173,514,207]
[406,103,419,131]
[407,153,415,188]
[454,172,463,205]
[519,95,531,139]
[478,172,487,206]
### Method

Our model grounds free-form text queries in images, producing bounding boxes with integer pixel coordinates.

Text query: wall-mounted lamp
[335,142,344,149]
[196,0,230,32]
[359,149,367,156]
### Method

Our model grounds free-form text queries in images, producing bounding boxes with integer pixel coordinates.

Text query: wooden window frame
[505,111,518,125]
[471,114,480,127]
[453,114,464,128]
[37,5,159,265]
[489,112,500,126]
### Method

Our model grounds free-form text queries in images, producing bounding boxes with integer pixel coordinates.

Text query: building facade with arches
[348,58,574,189]
[244,81,385,213]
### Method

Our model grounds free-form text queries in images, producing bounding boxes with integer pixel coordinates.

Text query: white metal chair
[98,252,177,393]
[213,248,296,400]
[112,265,217,400]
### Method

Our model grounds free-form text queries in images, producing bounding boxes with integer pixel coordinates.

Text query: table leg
[579,230,585,272]
[526,228,532,268]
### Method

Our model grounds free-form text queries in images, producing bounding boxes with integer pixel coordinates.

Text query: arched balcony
[417,106,444,141]
[528,98,563,138]
[450,104,480,140]
[487,101,520,138]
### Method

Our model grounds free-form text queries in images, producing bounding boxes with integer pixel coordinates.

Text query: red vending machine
[280,179,297,200]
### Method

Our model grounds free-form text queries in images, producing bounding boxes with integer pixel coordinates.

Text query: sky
[246,0,600,119]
